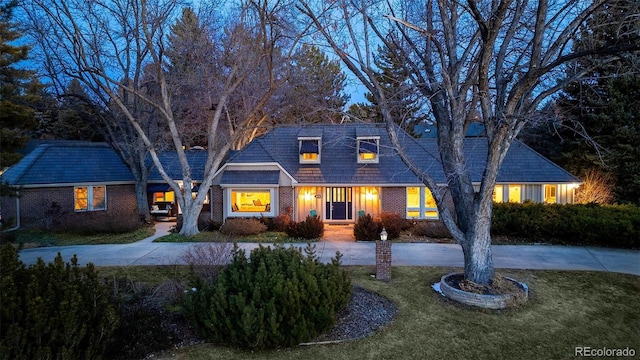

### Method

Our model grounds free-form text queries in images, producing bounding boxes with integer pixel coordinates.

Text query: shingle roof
[1,142,135,185]
[226,123,580,185]
[220,170,280,185]
[148,150,208,181]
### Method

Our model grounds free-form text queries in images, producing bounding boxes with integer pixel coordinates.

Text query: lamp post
[376,227,391,281]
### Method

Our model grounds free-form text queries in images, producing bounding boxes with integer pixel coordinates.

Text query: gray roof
[227,123,423,185]
[1,142,134,185]
[220,170,280,185]
[226,123,580,185]
[148,150,208,182]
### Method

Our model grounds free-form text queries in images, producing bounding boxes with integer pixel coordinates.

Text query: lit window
[493,185,504,203]
[508,185,521,203]
[299,138,321,164]
[544,185,557,204]
[358,138,379,163]
[154,191,175,203]
[406,187,439,219]
[74,186,106,212]
[230,189,273,215]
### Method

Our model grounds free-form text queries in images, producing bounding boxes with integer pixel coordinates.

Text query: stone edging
[438,272,529,309]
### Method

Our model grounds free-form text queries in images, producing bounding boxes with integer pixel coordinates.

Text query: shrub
[180,242,234,283]
[220,217,267,236]
[285,215,324,239]
[354,213,383,241]
[182,244,351,349]
[491,203,640,248]
[380,212,408,240]
[411,221,452,238]
[260,214,291,232]
[0,244,118,360]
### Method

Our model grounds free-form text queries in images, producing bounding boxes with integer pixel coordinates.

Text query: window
[154,191,175,203]
[229,188,274,215]
[493,185,504,203]
[74,186,106,211]
[508,185,521,203]
[357,138,379,163]
[299,138,321,164]
[544,184,557,204]
[406,187,439,219]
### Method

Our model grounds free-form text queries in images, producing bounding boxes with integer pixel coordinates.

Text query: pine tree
[348,45,428,137]
[0,1,39,167]
[543,0,640,204]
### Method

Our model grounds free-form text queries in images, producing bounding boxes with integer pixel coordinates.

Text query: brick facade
[381,187,406,216]
[278,186,294,216]
[211,186,224,223]
[375,240,392,281]
[2,184,137,230]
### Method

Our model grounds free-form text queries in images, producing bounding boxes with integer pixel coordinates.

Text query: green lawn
[148,267,640,360]
[7,225,155,247]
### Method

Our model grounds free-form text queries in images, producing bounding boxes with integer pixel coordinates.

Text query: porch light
[380,227,388,241]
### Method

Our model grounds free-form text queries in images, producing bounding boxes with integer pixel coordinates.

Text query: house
[1,123,581,230]
[0,142,209,230]
[209,123,581,224]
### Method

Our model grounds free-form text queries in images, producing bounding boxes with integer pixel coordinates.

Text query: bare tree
[298,0,640,284]
[24,0,303,235]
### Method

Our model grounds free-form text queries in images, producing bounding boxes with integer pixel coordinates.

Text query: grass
[146,266,640,360]
[154,231,300,243]
[6,225,155,247]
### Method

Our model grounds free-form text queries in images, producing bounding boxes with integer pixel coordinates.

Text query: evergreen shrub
[354,213,383,241]
[0,244,118,360]
[285,215,324,239]
[220,217,267,236]
[182,244,351,349]
[411,221,452,238]
[491,202,640,248]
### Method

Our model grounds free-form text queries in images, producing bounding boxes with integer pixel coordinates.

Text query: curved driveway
[17,228,640,276]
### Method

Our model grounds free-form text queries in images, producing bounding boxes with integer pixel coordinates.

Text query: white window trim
[406,187,439,220]
[299,137,321,164]
[74,185,107,212]
[357,137,380,164]
[226,187,277,217]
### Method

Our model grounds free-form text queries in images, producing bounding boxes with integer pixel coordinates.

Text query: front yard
[2,225,155,247]
[107,266,639,360]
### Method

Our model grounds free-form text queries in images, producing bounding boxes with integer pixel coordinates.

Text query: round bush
[182,244,351,349]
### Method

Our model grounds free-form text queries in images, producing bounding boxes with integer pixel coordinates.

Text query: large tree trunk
[180,204,201,236]
[460,214,495,285]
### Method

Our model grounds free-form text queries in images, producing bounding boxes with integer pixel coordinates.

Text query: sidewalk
[17,239,640,275]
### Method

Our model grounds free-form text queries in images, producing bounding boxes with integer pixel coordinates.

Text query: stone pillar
[376,240,392,281]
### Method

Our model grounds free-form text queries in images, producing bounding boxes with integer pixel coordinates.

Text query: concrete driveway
[17,238,640,276]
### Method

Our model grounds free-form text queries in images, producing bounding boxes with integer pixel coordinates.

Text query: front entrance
[325,187,353,221]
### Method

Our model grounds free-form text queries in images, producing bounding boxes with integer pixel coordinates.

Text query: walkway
[17,226,640,275]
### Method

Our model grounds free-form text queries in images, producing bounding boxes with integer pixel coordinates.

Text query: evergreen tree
[348,45,428,137]
[278,44,349,124]
[536,0,640,204]
[0,1,39,167]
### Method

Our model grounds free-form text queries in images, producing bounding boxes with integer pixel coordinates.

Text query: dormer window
[299,137,321,164]
[357,137,379,163]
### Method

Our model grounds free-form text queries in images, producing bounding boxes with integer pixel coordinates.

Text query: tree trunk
[179,200,201,236]
[134,181,150,223]
[460,213,494,285]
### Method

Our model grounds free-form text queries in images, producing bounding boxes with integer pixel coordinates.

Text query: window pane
[92,186,106,210]
[302,153,318,161]
[360,152,376,161]
[407,187,420,208]
[165,191,175,202]
[544,185,557,204]
[424,211,439,219]
[425,188,436,208]
[407,210,420,218]
[74,187,88,211]
[493,185,503,203]
[231,189,271,212]
[508,185,521,203]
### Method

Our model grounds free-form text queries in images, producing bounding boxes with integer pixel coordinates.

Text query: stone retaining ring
[439,272,529,309]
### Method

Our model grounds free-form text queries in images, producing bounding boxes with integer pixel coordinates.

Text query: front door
[325,187,352,221]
